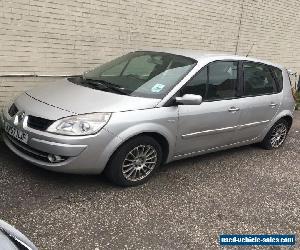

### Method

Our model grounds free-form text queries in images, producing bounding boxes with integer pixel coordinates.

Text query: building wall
[0,0,299,107]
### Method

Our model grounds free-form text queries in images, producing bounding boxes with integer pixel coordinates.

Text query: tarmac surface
[0,112,299,249]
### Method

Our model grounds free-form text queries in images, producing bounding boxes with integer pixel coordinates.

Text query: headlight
[47,113,111,136]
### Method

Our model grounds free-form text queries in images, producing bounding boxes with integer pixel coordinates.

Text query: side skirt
[172,137,261,161]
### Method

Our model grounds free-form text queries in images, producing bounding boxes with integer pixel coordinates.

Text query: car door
[233,61,281,142]
[175,60,241,156]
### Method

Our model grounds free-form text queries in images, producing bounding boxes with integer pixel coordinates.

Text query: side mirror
[175,94,202,105]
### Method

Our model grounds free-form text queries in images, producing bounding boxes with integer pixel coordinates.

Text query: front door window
[181,61,238,101]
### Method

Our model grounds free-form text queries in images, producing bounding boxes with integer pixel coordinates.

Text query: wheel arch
[279,115,293,130]
[272,110,293,131]
[136,132,169,164]
[107,132,171,166]
[99,122,176,174]
[260,110,294,140]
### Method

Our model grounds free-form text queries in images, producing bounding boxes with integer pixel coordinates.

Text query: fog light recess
[48,154,64,163]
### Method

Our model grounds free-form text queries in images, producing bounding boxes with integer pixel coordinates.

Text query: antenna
[246,43,255,57]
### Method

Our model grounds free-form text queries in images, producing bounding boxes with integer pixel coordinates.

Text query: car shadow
[158,143,259,173]
[0,140,264,191]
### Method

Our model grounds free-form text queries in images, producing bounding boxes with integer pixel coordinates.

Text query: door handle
[228,107,240,112]
[269,103,277,108]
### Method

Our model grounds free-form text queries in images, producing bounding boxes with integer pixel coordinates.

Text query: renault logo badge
[14,111,26,126]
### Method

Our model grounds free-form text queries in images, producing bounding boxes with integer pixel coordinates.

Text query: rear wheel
[260,119,289,149]
[104,135,162,187]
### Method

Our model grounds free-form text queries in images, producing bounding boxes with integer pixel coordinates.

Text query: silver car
[0,219,37,250]
[0,50,295,186]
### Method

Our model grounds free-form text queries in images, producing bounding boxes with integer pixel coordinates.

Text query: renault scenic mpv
[0,50,295,186]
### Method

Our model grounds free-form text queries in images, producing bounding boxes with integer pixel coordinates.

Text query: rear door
[234,61,281,142]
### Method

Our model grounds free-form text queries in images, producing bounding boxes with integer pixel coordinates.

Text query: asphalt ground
[0,112,300,249]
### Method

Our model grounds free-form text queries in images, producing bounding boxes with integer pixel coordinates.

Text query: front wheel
[104,136,162,187]
[260,119,289,149]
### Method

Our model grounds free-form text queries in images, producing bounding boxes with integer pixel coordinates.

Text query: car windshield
[76,51,196,99]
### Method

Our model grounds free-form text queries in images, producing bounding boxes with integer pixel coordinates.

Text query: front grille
[6,134,67,163]
[8,104,18,117]
[27,116,54,131]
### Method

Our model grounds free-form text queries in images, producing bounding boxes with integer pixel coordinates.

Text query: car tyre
[260,119,289,150]
[104,135,163,187]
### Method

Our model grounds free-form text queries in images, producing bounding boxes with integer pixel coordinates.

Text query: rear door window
[243,62,277,96]
[270,66,283,92]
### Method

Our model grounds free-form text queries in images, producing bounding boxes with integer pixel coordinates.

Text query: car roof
[137,48,284,70]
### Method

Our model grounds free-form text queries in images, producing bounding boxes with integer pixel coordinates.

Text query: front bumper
[1,101,122,174]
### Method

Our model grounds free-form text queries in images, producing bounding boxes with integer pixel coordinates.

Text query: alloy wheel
[270,123,287,148]
[122,145,158,182]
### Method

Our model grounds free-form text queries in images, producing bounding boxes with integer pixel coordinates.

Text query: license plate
[4,122,29,144]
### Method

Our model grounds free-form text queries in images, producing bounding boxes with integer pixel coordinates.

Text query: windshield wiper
[79,79,105,90]
[83,78,129,95]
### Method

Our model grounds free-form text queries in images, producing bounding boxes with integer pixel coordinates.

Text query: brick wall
[0,0,299,106]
